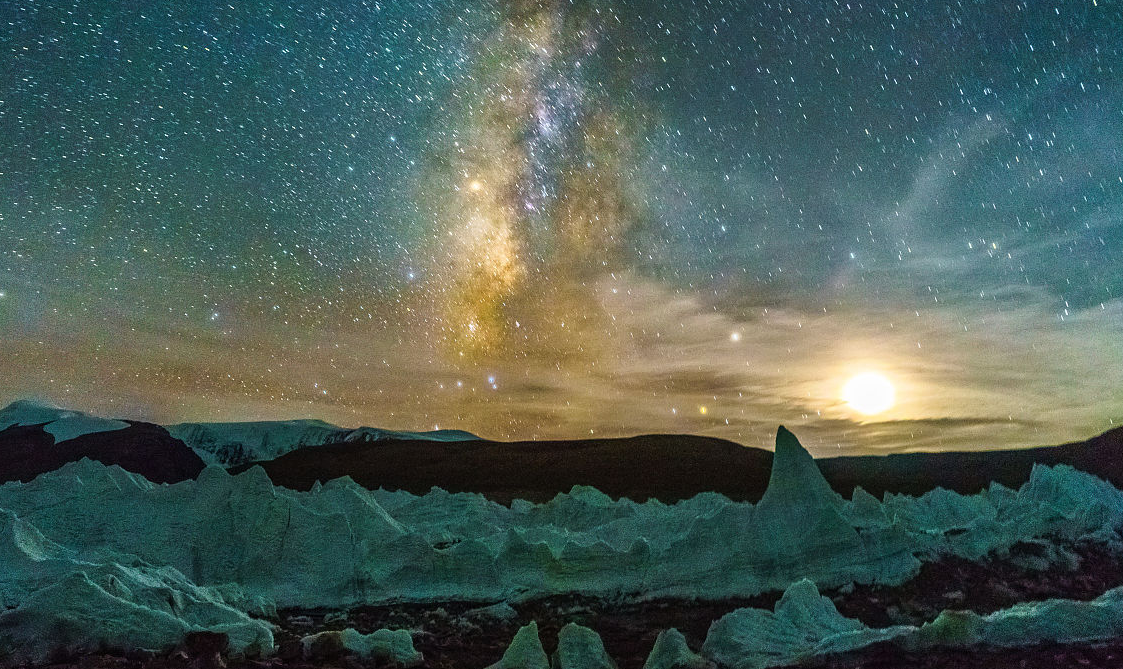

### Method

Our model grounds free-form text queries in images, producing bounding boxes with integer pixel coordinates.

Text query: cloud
[577,274,1123,453]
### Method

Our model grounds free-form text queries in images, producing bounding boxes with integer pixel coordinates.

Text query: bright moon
[842,372,896,415]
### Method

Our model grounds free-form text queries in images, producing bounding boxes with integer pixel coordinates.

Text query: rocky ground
[26,641,1123,669]
[833,539,1123,628]
[264,539,1123,669]
[804,641,1123,669]
[18,538,1123,669]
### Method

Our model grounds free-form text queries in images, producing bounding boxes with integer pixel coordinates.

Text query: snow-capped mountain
[167,418,478,466]
[0,399,129,442]
[0,399,478,469]
[0,400,205,485]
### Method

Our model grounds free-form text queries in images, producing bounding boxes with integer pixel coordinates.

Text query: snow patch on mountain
[0,399,129,443]
[167,419,478,466]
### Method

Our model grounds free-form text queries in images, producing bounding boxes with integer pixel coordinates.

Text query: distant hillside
[234,426,1123,503]
[3,399,1121,503]
[233,433,769,503]
[818,425,1123,499]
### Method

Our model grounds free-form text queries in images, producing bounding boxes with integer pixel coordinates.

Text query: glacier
[2,426,1123,662]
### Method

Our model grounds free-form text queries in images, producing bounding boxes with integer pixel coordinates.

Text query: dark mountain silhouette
[818,425,1123,499]
[232,425,1123,503]
[233,434,772,503]
[0,421,205,484]
[3,398,1120,503]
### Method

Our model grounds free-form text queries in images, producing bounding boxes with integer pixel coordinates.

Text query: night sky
[2,0,1121,454]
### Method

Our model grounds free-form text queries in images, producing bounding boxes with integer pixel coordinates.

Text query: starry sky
[2,0,1121,454]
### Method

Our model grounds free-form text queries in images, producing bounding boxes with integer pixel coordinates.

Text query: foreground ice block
[0,564,274,663]
[702,579,910,669]
[552,623,618,669]
[486,622,550,669]
[908,586,1123,649]
[642,629,713,669]
[702,580,1123,668]
[299,628,422,665]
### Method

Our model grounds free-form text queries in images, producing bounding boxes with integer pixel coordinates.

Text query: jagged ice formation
[1,427,1123,661]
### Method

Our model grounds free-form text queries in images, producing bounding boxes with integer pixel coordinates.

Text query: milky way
[1,0,1121,453]
[420,0,642,361]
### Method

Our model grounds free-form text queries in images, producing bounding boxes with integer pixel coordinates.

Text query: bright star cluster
[1,0,1121,453]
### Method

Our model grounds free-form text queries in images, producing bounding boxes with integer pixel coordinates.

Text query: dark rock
[275,640,303,663]
[126,649,158,663]
[0,421,204,485]
[300,631,347,662]
[183,632,229,657]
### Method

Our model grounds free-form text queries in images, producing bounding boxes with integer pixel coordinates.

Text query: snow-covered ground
[1,427,1122,663]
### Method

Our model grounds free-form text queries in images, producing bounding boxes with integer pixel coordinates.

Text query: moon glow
[842,372,896,416]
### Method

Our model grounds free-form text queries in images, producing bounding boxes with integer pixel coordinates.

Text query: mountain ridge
[233,424,1123,504]
[2,399,1121,504]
